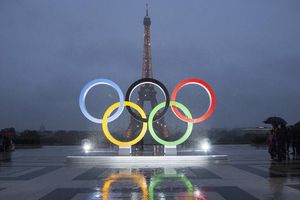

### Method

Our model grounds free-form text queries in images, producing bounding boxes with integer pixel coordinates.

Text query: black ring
[125,78,170,122]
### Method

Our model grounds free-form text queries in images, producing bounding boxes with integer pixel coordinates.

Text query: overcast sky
[0,0,300,131]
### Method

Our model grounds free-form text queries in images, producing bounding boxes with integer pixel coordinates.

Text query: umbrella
[263,117,287,126]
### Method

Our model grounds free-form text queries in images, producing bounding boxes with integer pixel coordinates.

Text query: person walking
[277,124,288,161]
[267,129,276,160]
[263,117,289,162]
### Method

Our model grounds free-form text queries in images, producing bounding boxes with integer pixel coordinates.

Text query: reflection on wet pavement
[101,172,148,200]
[88,168,205,200]
[1,145,300,199]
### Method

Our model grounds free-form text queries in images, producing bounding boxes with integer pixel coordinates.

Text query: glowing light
[82,140,92,153]
[94,192,101,198]
[194,190,206,200]
[194,189,201,197]
[200,139,211,152]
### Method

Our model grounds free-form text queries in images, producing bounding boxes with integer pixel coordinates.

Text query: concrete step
[66,155,228,167]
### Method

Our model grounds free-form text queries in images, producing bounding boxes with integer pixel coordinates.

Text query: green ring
[149,173,193,200]
[148,101,193,146]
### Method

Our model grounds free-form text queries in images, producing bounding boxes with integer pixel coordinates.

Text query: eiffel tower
[125,5,168,145]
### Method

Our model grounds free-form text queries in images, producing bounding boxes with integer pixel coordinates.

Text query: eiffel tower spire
[146,3,149,16]
[142,4,152,78]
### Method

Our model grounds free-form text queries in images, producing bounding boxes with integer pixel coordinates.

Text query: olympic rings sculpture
[79,78,216,146]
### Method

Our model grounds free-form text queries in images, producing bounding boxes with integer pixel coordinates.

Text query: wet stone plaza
[1,145,300,200]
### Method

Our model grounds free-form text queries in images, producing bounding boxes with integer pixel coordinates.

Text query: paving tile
[0,166,61,180]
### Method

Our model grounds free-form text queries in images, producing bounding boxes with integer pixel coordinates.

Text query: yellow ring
[102,101,147,146]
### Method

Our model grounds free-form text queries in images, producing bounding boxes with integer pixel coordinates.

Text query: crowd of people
[267,123,300,161]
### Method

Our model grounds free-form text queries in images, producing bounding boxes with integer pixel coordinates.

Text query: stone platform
[66,154,228,167]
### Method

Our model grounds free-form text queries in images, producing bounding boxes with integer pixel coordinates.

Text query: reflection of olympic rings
[102,172,148,200]
[125,78,170,122]
[102,101,147,146]
[79,77,216,146]
[149,173,193,200]
[101,172,195,200]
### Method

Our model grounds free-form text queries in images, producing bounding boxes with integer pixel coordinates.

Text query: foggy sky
[1,0,300,131]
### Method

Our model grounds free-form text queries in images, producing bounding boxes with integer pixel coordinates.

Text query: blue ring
[79,79,124,124]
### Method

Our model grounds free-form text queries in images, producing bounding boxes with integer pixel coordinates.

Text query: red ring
[171,78,216,123]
